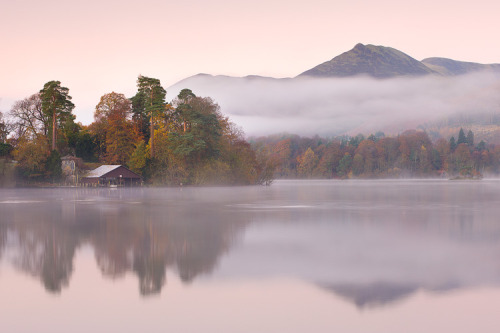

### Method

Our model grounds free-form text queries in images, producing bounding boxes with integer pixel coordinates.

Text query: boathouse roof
[84,165,141,179]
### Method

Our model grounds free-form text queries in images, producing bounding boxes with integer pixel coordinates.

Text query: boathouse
[81,165,142,186]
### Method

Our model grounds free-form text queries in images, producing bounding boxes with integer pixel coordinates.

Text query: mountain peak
[353,43,366,50]
[299,43,437,78]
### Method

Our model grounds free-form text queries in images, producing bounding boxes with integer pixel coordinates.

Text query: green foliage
[59,114,80,154]
[466,130,474,147]
[177,88,196,101]
[40,81,75,151]
[0,143,13,157]
[131,76,167,159]
[337,153,352,177]
[0,111,10,143]
[136,76,166,117]
[449,136,457,152]
[477,140,487,151]
[457,128,467,145]
[169,132,207,158]
[75,131,98,162]
[45,150,62,182]
[349,134,365,148]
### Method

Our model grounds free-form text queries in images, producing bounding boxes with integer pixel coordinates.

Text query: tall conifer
[40,81,74,151]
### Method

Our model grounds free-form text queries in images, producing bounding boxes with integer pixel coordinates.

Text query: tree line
[0,77,272,185]
[251,128,500,179]
[2,77,500,184]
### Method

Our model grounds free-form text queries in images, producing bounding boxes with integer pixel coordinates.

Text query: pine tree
[40,81,74,151]
[457,128,467,145]
[466,130,474,147]
[131,76,166,158]
[449,136,457,152]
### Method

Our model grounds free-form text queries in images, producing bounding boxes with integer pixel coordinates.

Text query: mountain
[299,43,437,78]
[167,44,500,138]
[421,57,500,76]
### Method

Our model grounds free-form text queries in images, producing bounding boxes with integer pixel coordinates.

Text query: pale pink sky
[2,0,500,124]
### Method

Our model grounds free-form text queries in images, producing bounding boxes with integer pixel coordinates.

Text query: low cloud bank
[168,72,500,136]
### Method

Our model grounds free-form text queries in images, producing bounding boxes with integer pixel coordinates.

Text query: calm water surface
[1,180,500,332]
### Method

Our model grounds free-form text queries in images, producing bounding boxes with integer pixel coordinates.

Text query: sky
[2,0,500,128]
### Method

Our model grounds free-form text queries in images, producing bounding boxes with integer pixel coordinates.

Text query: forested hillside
[251,128,499,179]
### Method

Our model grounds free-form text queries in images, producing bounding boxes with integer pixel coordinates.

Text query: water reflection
[0,188,249,296]
[1,180,500,309]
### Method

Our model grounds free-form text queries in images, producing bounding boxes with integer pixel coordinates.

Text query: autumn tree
[40,81,75,151]
[273,138,293,177]
[450,143,473,176]
[354,139,377,176]
[375,137,400,174]
[397,130,432,174]
[314,142,343,178]
[13,136,50,180]
[297,147,319,178]
[92,92,140,164]
[434,138,450,171]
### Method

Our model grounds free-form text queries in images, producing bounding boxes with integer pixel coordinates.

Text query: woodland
[0,77,272,186]
[252,128,497,179]
[1,76,499,186]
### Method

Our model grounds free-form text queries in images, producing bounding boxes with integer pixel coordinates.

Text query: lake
[1,180,500,332]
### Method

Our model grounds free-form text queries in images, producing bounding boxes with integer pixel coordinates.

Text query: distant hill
[299,43,437,78]
[173,44,500,89]
[168,44,500,139]
[421,57,500,76]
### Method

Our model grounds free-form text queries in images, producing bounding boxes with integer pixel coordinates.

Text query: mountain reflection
[322,283,418,309]
[2,181,500,309]
[0,188,248,296]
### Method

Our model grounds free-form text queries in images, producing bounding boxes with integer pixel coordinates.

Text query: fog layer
[168,72,500,136]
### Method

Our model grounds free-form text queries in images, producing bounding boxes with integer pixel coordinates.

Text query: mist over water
[2,180,500,332]
[168,72,500,136]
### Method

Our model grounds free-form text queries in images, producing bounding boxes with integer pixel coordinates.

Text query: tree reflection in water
[2,181,500,309]
[0,188,248,296]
